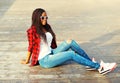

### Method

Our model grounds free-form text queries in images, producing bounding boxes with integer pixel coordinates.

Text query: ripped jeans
[39,40,100,69]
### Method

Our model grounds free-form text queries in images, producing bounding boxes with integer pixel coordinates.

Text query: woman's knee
[66,39,73,44]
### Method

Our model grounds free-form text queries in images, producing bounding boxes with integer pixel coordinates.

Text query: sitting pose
[21,8,117,75]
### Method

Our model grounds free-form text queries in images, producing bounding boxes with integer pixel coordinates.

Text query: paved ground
[0,0,120,83]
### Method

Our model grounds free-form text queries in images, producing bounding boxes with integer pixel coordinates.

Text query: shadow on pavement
[0,0,16,19]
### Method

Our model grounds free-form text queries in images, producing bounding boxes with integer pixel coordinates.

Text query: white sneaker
[98,60,117,75]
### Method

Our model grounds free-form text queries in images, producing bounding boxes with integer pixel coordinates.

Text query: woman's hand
[21,59,29,64]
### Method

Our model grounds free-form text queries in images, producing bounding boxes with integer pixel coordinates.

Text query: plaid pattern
[27,26,57,66]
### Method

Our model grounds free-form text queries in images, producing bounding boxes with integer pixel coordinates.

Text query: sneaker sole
[100,69,111,75]
[86,66,96,71]
[86,68,96,71]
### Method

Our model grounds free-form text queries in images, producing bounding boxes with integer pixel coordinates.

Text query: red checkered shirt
[27,26,57,66]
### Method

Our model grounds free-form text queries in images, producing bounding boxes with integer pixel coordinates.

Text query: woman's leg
[39,51,100,69]
[53,40,92,61]
[69,40,92,61]
[52,41,70,54]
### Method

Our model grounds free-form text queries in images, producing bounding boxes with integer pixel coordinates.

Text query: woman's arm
[21,27,33,64]
[21,52,31,64]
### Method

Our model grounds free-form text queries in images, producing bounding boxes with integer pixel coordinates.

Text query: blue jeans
[39,40,100,69]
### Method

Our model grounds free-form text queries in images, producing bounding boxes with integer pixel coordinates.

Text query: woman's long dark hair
[31,8,56,43]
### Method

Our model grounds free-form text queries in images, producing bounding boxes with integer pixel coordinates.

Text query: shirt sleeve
[27,28,33,52]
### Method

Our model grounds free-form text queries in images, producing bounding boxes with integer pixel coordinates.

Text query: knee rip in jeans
[66,39,72,44]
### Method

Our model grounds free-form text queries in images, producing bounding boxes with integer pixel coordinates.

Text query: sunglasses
[40,16,48,20]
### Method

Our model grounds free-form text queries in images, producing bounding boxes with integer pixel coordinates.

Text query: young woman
[21,8,117,75]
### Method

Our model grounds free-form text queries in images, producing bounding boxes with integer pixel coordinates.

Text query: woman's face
[40,12,48,25]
